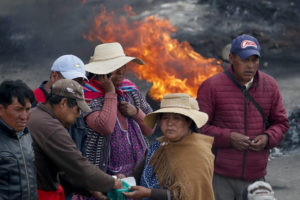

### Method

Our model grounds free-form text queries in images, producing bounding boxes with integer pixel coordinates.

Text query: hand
[249,134,268,151]
[116,173,126,179]
[123,186,151,199]
[118,101,138,117]
[98,74,115,93]
[113,178,123,189]
[90,191,108,200]
[230,132,251,151]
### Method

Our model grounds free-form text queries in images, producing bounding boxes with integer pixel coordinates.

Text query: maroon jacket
[197,65,289,180]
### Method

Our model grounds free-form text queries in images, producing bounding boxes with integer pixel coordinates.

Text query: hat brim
[144,107,208,129]
[61,71,88,80]
[238,49,261,60]
[85,56,144,75]
[76,99,91,113]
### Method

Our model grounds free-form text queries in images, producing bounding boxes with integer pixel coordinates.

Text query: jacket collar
[0,119,28,139]
[37,103,58,120]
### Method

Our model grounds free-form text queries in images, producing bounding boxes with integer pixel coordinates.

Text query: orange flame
[85,6,223,100]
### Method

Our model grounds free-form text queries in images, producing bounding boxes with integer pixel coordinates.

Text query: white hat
[144,93,208,129]
[51,55,88,80]
[247,181,276,200]
[85,42,144,75]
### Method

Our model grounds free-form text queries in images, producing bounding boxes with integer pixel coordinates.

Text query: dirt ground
[266,149,300,200]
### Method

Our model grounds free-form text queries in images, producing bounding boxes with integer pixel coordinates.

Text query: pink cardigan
[86,92,153,136]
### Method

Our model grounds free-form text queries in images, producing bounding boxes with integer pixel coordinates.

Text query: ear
[229,53,234,64]
[50,71,62,82]
[0,104,4,117]
[58,98,68,109]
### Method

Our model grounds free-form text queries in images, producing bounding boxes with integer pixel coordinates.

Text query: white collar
[245,77,254,90]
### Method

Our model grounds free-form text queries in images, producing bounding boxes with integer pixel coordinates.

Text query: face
[55,98,80,128]
[50,71,64,83]
[110,65,127,86]
[160,113,192,142]
[229,54,259,84]
[73,77,85,86]
[0,97,31,132]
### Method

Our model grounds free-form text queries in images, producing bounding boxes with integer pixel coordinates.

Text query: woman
[123,93,215,200]
[83,42,154,178]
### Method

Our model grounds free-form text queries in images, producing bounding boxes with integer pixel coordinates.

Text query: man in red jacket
[197,34,289,200]
[33,54,87,104]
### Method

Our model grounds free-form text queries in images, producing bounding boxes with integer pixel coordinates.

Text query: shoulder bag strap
[224,70,269,129]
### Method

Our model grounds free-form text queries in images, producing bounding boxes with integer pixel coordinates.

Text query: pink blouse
[85,92,154,136]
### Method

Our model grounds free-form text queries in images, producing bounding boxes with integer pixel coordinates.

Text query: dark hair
[185,116,199,133]
[87,72,96,80]
[0,80,35,108]
[46,94,77,108]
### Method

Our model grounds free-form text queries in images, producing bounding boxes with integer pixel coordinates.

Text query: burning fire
[84,5,223,100]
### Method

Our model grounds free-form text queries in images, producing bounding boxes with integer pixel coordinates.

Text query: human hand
[97,74,115,93]
[230,132,251,151]
[123,186,151,199]
[249,134,268,151]
[113,178,123,189]
[90,191,108,200]
[118,101,138,117]
[116,173,126,179]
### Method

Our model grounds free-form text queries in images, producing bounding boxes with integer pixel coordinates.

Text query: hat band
[161,104,192,109]
[90,55,126,62]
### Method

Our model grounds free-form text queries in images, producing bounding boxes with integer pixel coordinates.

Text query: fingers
[116,173,126,179]
[122,191,135,198]
[113,178,123,189]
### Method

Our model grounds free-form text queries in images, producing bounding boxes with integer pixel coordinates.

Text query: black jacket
[0,120,38,200]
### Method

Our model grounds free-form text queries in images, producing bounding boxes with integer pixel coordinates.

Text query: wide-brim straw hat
[85,42,144,75]
[144,93,208,129]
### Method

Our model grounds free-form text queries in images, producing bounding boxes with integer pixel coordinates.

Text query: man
[0,80,37,200]
[197,34,289,200]
[33,54,89,199]
[33,54,87,155]
[28,79,122,200]
[34,54,86,104]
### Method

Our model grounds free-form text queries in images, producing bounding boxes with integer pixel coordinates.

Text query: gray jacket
[0,120,38,200]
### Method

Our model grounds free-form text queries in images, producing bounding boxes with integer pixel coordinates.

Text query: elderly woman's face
[160,113,192,142]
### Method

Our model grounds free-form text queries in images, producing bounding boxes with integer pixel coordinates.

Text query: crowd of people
[0,34,287,200]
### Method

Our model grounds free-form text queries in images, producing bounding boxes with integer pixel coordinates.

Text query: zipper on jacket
[241,90,248,179]
[18,135,31,200]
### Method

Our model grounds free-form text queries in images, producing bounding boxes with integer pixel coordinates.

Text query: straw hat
[85,42,144,75]
[144,93,208,129]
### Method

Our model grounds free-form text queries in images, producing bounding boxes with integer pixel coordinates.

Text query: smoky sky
[0,0,299,74]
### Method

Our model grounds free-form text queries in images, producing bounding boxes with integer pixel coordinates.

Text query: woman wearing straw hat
[77,42,154,196]
[123,93,215,200]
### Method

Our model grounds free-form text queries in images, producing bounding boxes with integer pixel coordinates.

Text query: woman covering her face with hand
[72,42,154,200]
[123,93,215,200]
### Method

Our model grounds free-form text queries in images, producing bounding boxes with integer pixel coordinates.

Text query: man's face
[229,54,259,84]
[56,98,80,128]
[0,97,31,132]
